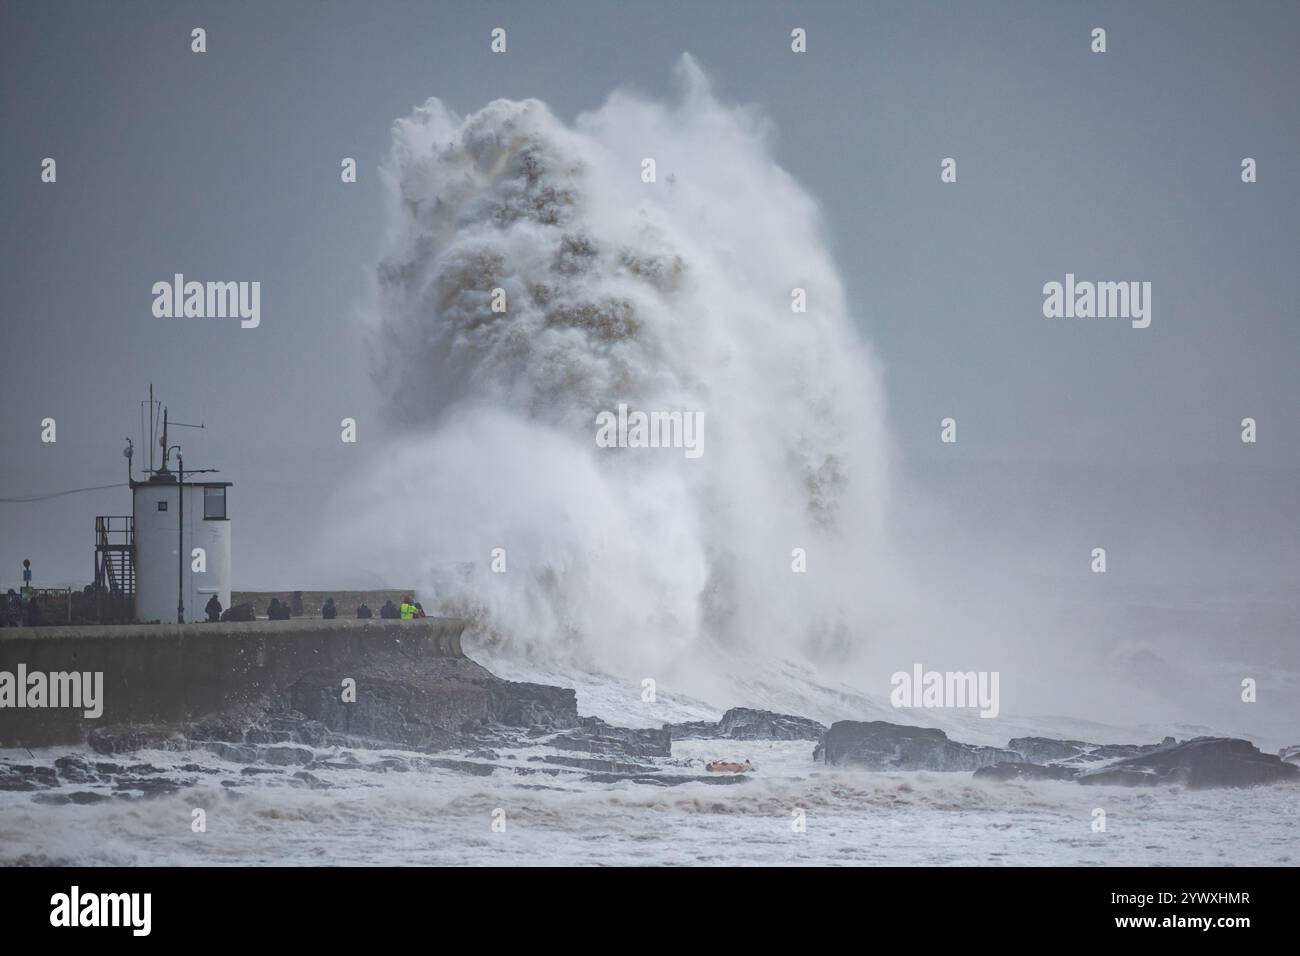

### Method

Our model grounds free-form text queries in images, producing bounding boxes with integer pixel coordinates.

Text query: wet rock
[54,755,98,784]
[290,662,497,750]
[262,746,314,766]
[306,756,364,771]
[87,727,180,755]
[974,762,1080,782]
[188,716,249,743]
[3,764,59,788]
[511,765,563,777]
[417,757,497,776]
[365,757,412,773]
[268,714,328,747]
[202,741,259,764]
[1008,735,1175,766]
[245,729,289,745]
[70,790,112,804]
[1280,745,1300,766]
[1077,737,1300,789]
[491,681,581,730]
[815,721,1020,771]
[290,770,330,790]
[38,790,113,805]
[239,767,282,776]
[113,777,189,797]
[558,718,672,758]
[667,708,827,742]
[0,769,41,791]
[529,755,660,775]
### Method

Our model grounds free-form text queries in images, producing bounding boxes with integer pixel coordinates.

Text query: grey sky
[1,0,1296,609]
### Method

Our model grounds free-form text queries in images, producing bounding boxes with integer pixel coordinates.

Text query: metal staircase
[94,515,135,597]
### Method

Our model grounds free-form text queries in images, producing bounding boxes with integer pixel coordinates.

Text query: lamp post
[178,451,184,624]
[166,443,184,624]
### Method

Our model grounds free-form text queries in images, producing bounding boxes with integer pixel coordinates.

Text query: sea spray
[331,56,897,680]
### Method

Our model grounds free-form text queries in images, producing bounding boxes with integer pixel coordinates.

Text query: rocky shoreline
[2,646,1297,798]
[814,720,1298,789]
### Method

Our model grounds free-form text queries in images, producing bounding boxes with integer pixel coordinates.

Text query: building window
[157,500,168,512]
[204,486,226,520]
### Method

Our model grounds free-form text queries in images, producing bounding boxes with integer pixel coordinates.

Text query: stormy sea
[5,58,1297,867]
[2,641,1297,867]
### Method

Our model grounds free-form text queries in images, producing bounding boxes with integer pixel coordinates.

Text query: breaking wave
[333,55,898,681]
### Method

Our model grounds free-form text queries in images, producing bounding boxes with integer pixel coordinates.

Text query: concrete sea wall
[0,618,467,749]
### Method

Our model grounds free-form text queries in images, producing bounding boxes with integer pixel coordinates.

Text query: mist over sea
[4,56,1297,868]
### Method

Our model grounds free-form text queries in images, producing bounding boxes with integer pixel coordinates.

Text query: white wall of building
[133,481,231,623]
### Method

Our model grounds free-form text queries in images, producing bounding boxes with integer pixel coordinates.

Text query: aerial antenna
[157,404,206,473]
[140,383,163,476]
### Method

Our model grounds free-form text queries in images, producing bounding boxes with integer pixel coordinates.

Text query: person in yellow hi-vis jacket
[400,596,417,620]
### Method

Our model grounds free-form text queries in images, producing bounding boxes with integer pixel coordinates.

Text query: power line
[0,482,129,504]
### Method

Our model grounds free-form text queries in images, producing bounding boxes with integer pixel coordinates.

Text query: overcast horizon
[2,0,1297,603]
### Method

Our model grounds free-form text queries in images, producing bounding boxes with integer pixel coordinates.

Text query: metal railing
[94,515,135,622]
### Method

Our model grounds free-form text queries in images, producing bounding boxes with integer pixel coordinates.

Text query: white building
[131,474,232,623]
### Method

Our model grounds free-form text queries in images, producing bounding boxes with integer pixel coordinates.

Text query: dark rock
[1078,737,1300,789]
[815,721,1020,771]
[4,764,59,787]
[0,770,40,791]
[560,718,672,757]
[417,758,497,777]
[37,790,112,805]
[667,708,827,742]
[54,755,98,784]
[202,741,259,764]
[87,727,180,754]
[290,770,330,789]
[244,730,281,744]
[367,757,411,773]
[1008,735,1175,766]
[529,755,660,775]
[113,777,189,797]
[188,716,249,743]
[1280,745,1300,766]
[974,761,1080,782]
[288,657,576,750]
[32,793,72,805]
[491,681,581,730]
[267,714,329,747]
[262,746,313,766]
[70,790,112,804]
